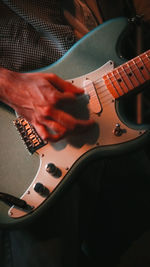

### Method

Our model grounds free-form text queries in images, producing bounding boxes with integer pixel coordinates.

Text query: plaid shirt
[0,0,132,72]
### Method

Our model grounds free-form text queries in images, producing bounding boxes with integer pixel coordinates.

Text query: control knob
[46,163,62,178]
[34,182,50,198]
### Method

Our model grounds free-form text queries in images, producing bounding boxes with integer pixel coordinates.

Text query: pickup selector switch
[46,163,62,178]
[113,124,123,136]
[34,182,50,198]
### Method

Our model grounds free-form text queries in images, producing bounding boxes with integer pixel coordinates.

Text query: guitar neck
[103,50,150,99]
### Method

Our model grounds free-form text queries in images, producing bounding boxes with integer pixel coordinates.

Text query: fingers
[42,73,84,95]
[41,107,94,133]
[34,106,94,142]
[33,121,66,142]
[46,90,77,105]
[20,72,94,142]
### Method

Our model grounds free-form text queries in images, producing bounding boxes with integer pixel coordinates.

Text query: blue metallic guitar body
[0,17,150,227]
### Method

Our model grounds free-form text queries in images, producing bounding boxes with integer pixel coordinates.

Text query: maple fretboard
[103,50,150,99]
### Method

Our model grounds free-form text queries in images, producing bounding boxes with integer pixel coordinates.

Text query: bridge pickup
[13,117,47,154]
[83,79,102,114]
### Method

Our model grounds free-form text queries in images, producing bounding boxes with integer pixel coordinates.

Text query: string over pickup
[13,117,47,154]
[83,79,102,114]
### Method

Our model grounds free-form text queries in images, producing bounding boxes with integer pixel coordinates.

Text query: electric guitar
[0,17,150,228]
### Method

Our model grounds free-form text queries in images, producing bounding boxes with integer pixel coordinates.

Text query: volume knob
[46,163,62,178]
[34,182,50,198]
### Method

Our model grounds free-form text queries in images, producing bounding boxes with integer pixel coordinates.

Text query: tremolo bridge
[13,117,47,154]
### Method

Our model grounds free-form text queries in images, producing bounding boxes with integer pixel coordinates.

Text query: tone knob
[46,163,62,178]
[34,182,50,197]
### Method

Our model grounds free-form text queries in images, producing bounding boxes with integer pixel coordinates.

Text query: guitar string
[82,67,149,99]
[82,75,148,105]
[81,58,150,94]
[74,54,150,109]
[94,58,150,86]
[81,64,150,108]
[82,83,113,109]
[82,58,150,97]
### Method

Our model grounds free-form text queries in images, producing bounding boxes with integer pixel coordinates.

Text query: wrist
[0,68,11,101]
[0,68,20,107]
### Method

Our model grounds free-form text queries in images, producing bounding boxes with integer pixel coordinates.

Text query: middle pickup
[83,79,102,114]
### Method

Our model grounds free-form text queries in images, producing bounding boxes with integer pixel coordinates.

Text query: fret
[146,51,150,64]
[103,73,119,98]
[107,72,124,96]
[141,54,150,71]
[134,56,148,80]
[119,65,134,91]
[113,69,129,93]
[132,58,146,83]
[123,63,140,88]
[140,54,150,79]
[129,59,145,84]
[103,50,150,99]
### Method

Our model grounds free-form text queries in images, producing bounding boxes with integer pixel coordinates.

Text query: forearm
[0,68,13,105]
[0,67,30,110]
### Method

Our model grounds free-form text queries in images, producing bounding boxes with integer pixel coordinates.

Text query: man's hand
[0,69,94,141]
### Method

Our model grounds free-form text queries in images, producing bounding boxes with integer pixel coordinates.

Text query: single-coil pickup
[83,79,102,114]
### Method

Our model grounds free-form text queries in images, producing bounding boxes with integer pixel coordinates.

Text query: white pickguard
[9,61,145,218]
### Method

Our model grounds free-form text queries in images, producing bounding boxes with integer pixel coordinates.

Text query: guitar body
[0,17,150,227]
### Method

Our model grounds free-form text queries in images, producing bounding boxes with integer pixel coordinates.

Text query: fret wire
[132,58,146,82]
[95,76,147,95]
[96,74,143,96]
[139,55,150,79]
[113,68,129,93]
[141,54,150,72]
[103,73,120,98]
[146,53,150,63]
[79,51,150,99]
[91,62,150,95]
[114,53,150,85]
[127,62,140,86]
[127,61,142,86]
[116,59,149,80]
[94,58,150,87]
[117,65,134,92]
[93,57,150,87]
[102,62,149,85]
[107,72,124,96]
[143,54,150,73]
